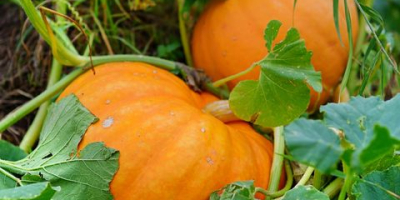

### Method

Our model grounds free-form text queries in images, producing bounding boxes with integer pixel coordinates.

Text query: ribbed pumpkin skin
[191,0,359,110]
[59,62,274,200]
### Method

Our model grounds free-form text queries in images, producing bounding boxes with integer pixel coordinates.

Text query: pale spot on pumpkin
[170,111,175,116]
[206,157,214,165]
[153,70,158,74]
[102,117,114,128]
[105,100,111,105]
[201,127,206,133]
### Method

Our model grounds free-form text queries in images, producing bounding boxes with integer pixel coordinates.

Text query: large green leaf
[282,185,329,200]
[0,95,119,200]
[0,182,58,200]
[285,119,343,173]
[321,95,400,172]
[230,21,322,127]
[285,95,400,174]
[352,166,400,200]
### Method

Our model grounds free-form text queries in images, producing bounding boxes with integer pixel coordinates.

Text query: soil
[0,3,51,145]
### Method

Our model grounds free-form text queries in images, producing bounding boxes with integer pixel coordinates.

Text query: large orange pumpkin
[191,0,359,111]
[59,62,276,199]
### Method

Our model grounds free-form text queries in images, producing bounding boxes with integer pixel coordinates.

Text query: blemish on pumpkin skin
[105,100,111,105]
[102,117,114,128]
[206,157,214,165]
[169,111,175,116]
[153,70,158,74]
[201,127,206,133]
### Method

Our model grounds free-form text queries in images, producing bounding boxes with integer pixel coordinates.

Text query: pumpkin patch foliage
[229,20,322,127]
[0,0,399,199]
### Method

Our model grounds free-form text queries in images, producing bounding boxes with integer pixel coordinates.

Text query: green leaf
[0,182,58,200]
[352,167,400,200]
[264,20,282,52]
[285,95,400,174]
[210,181,256,200]
[364,152,400,174]
[321,95,400,172]
[2,95,119,200]
[360,3,384,25]
[230,22,322,127]
[333,0,343,44]
[285,119,343,173]
[282,185,329,200]
[0,140,27,161]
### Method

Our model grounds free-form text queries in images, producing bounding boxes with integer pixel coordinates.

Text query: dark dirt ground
[0,4,51,145]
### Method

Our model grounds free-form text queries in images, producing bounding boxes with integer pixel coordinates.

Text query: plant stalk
[0,54,230,134]
[19,0,68,153]
[19,60,63,153]
[19,0,87,66]
[177,0,194,67]
[295,166,314,186]
[213,63,258,87]
[313,169,322,189]
[266,126,285,200]
[256,160,293,198]
[323,177,344,199]
[338,163,355,200]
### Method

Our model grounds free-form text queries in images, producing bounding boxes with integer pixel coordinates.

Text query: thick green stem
[177,0,194,67]
[213,63,258,87]
[338,163,355,200]
[0,54,229,134]
[323,177,344,199]
[90,55,177,70]
[295,166,314,186]
[266,126,285,200]
[313,169,322,189]
[271,160,294,198]
[256,160,294,198]
[19,60,63,153]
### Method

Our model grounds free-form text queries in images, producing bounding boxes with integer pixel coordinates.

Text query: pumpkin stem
[202,100,241,123]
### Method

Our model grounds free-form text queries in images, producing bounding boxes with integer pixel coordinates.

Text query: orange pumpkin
[59,62,276,199]
[191,0,359,111]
